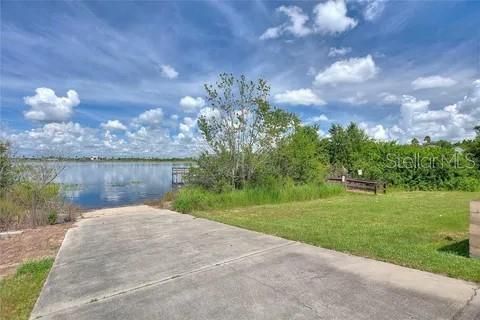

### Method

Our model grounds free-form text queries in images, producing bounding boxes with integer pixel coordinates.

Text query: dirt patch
[0,223,73,278]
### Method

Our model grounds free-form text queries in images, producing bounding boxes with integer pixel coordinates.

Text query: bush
[0,198,24,231]
[47,211,57,225]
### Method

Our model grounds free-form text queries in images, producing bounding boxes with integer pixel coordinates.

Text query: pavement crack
[451,286,479,320]
[32,241,296,319]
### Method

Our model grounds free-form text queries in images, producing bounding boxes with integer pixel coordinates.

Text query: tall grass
[173,182,344,213]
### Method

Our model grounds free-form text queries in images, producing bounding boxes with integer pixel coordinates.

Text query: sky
[1,0,479,157]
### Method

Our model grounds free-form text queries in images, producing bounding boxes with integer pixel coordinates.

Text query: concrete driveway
[31,205,480,320]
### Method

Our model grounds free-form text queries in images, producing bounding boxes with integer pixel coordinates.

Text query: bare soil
[0,223,73,278]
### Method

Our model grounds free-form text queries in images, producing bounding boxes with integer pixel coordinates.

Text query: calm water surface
[56,161,183,208]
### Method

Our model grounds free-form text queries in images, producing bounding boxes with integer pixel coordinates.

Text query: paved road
[31,205,480,320]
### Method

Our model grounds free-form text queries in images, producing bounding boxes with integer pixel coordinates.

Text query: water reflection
[56,162,180,208]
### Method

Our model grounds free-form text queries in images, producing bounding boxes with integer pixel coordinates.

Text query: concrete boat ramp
[31,205,480,319]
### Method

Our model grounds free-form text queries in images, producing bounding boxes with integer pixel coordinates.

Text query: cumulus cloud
[313,0,357,35]
[328,47,351,57]
[260,0,356,40]
[274,88,326,106]
[359,122,389,140]
[8,122,100,154]
[159,64,178,79]
[23,88,80,122]
[179,96,205,112]
[411,75,457,90]
[260,6,311,40]
[101,120,127,131]
[133,108,164,127]
[362,80,480,142]
[314,55,378,85]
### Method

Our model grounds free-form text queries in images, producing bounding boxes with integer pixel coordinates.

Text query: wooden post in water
[471,200,480,258]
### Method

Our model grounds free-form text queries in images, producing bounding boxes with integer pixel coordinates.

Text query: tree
[411,138,419,146]
[0,142,15,196]
[327,122,369,175]
[423,135,431,145]
[474,125,480,137]
[197,74,298,189]
[273,126,327,184]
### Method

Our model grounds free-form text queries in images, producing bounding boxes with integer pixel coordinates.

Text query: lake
[56,161,185,208]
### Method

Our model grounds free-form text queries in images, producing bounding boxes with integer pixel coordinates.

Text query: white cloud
[341,92,368,105]
[359,0,386,21]
[159,64,179,79]
[278,6,311,37]
[328,47,351,57]
[101,120,127,131]
[314,55,378,85]
[133,108,164,127]
[411,75,457,90]
[260,0,356,40]
[8,122,100,154]
[179,96,205,112]
[23,88,80,122]
[260,6,311,40]
[378,92,399,104]
[274,88,326,106]
[362,81,480,142]
[306,114,329,124]
[260,27,283,40]
[359,122,389,140]
[313,0,357,35]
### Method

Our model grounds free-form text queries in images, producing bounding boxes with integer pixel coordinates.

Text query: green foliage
[326,122,370,175]
[0,142,16,195]
[324,123,480,191]
[196,73,299,190]
[270,126,328,184]
[47,211,57,225]
[349,141,480,191]
[0,198,24,230]
[0,258,53,320]
[173,182,344,213]
[0,145,66,230]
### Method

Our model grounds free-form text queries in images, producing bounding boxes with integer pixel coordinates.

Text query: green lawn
[192,191,480,282]
[0,259,53,320]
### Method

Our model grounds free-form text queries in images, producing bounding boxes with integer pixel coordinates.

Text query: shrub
[47,211,57,225]
[0,198,24,231]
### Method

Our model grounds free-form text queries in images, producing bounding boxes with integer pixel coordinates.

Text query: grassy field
[192,191,480,282]
[0,259,53,320]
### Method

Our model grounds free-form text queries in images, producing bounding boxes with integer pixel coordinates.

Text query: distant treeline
[14,156,195,162]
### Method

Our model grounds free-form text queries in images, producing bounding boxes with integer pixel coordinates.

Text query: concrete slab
[31,205,480,320]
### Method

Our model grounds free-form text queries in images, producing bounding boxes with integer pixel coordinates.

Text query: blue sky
[1,0,479,157]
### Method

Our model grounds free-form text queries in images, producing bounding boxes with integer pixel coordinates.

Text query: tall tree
[411,138,419,146]
[423,135,432,145]
[197,73,298,189]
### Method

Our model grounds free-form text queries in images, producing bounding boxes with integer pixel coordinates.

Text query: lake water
[56,161,184,208]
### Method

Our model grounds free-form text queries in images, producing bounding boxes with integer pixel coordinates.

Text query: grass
[191,191,480,282]
[173,183,345,213]
[0,258,53,320]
